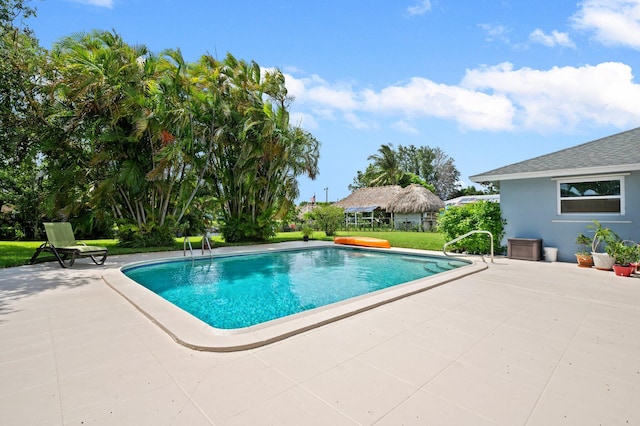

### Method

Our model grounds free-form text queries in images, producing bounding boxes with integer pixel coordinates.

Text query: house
[333,184,444,230]
[470,127,640,262]
[445,194,500,207]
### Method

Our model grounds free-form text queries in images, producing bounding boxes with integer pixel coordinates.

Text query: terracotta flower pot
[613,264,636,277]
[575,253,593,268]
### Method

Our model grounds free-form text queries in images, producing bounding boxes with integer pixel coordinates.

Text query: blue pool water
[124,247,470,329]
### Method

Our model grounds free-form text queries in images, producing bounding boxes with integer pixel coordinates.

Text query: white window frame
[555,174,625,216]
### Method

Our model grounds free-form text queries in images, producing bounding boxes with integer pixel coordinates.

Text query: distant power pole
[324,187,328,203]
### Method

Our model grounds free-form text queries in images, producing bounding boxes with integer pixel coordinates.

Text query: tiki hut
[387,184,445,231]
[333,186,402,229]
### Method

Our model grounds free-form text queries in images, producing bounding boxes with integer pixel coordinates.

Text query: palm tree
[367,143,403,186]
[47,32,320,244]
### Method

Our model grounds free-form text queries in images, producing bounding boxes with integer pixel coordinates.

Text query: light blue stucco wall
[499,171,640,263]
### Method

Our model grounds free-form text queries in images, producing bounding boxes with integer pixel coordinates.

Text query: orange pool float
[334,236,391,249]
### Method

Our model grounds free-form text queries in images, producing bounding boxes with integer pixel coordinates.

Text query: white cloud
[529,29,576,48]
[392,120,419,134]
[478,23,513,45]
[406,0,431,16]
[289,112,319,130]
[361,78,515,131]
[70,0,114,8]
[285,61,640,134]
[572,0,640,49]
[462,61,640,130]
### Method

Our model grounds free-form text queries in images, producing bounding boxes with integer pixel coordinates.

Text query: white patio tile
[58,352,176,419]
[355,335,455,387]
[376,388,498,426]
[0,352,58,398]
[221,386,357,426]
[456,337,559,391]
[532,363,640,425]
[63,382,201,425]
[480,323,572,362]
[0,381,62,426]
[421,360,541,424]
[188,354,296,423]
[500,312,580,342]
[301,357,417,424]
[2,249,640,425]
[253,333,352,383]
[398,320,483,359]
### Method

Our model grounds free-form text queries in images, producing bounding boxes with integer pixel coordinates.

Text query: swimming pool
[105,242,485,351]
[124,246,470,329]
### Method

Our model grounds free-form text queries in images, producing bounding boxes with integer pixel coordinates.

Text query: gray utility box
[507,238,542,261]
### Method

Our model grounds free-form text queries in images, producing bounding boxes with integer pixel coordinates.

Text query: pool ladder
[183,235,214,259]
[443,230,494,263]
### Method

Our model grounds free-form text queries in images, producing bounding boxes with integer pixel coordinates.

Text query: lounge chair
[30,222,108,268]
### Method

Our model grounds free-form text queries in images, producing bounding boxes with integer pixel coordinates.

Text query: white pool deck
[1,242,640,425]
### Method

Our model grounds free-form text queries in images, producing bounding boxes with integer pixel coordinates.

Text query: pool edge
[102,245,487,352]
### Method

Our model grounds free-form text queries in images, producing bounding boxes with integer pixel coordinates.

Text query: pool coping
[102,241,487,352]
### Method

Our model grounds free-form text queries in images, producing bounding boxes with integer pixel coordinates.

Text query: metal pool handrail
[183,237,194,258]
[443,230,494,263]
[202,235,213,258]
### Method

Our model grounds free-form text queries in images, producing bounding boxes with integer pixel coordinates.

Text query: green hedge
[437,201,505,254]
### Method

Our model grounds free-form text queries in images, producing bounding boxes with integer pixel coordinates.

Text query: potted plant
[587,220,619,270]
[301,225,313,242]
[575,233,593,268]
[606,240,640,277]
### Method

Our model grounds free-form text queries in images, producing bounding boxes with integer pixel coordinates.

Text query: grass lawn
[0,230,446,269]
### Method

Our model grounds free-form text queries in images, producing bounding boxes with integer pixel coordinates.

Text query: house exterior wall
[500,171,640,263]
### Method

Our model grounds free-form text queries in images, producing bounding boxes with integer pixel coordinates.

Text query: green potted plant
[575,233,593,268]
[606,240,640,277]
[587,220,619,270]
[301,224,313,242]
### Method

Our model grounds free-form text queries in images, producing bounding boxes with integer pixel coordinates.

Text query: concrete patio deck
[1,243,639,425]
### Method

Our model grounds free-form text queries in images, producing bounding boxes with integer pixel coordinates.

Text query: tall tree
[46,31,319,244]
[352,143,459,199]
[0,0,49,239]
[430,147,460,200]
[366,143,403,186]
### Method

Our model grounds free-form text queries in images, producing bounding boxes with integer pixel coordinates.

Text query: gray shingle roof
[470,127,640,182]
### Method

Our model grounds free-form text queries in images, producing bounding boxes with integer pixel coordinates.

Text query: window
[557,176,624,215]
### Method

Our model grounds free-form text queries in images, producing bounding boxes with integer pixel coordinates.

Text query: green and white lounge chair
[30,222,108,268]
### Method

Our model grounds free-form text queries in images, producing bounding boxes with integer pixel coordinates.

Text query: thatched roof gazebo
[387,184,444,214]
[332,185,444,230]
[333,186,402,229]
[333,185,402,212]
[387,184,444,231]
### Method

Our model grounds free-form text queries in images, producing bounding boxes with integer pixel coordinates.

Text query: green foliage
[437,201,505,254]
[605,240,640,266]
[575,233,592,255]
[587,219,620,253]
[351,143,460,199]
[219,213,276,243]
[300,224,313,238]
[41,31,319,244]
[117,222,176,248]
[308,204,344,236]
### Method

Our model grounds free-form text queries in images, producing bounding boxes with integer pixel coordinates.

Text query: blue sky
[29,0,640,202]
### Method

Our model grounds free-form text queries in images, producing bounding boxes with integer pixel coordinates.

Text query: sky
[27,0,640,202]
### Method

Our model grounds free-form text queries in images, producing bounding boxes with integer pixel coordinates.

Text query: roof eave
[470,163,640,183]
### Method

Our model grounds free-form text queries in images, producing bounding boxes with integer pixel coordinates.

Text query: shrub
[117,222,176,248]
[437,201,505,254]
[308,205,344,236]
[219,213,276,243]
